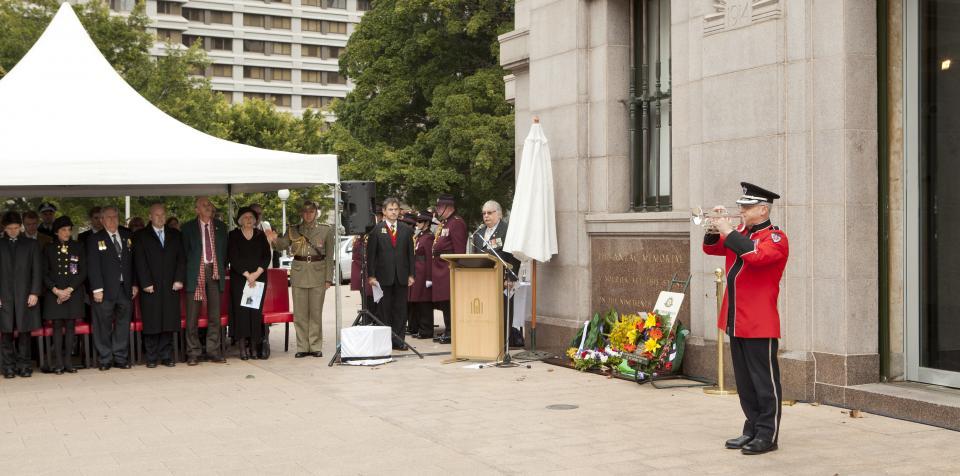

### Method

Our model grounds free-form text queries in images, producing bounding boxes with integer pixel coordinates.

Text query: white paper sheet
[240,281,265,309]
[372,282,384,303]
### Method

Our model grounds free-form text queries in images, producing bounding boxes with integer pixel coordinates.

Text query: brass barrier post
[705,267,736,396]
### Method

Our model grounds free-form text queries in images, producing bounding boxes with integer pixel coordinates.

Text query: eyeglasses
[482,211,497,215]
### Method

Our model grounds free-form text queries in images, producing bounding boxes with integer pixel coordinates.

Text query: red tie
[389,224,397,247]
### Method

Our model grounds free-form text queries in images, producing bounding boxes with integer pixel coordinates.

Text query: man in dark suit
[37,202,57,238]
[181,196,228,365]
[366,197,415,350]
[134,203,186,368]
[470,200,523,346]
[78,206,103,244]
[0,212,42,378]
[86,206,138,370]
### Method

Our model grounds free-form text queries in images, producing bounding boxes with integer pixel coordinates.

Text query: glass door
[907,0,960,386]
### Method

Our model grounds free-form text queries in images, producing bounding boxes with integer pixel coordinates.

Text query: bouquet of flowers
[607,311,680,379]
[565,346,623,372]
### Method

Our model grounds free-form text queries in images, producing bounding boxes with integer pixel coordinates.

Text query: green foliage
[0,0,331,230]
[328,0,515,225]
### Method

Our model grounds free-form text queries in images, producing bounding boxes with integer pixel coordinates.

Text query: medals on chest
[97,240,106,251]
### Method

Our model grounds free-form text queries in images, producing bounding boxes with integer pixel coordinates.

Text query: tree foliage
[0,0,329,230]
[328,0,515,224]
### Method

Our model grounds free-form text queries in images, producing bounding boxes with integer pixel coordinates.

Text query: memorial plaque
[591,237,691,325]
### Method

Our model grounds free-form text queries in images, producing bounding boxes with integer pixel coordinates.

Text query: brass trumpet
[691,207,742,232]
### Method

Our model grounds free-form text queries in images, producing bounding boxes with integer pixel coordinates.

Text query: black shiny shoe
[18,368,32,378]
[161,360,175,368]
[295,352,309,358]
[311,351,323,358]
[725,435,754,449]
[741,438,778,455]
[64,367,77,374]
[54,368,64,375]
[146,362,158,369]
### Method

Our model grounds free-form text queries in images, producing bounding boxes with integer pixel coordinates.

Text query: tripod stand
[328,234,424,366]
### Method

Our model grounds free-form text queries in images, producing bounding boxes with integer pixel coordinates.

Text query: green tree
[327,0,514,224]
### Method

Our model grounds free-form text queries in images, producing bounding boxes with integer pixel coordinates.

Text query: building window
[185,9,232,25]
[357,0,372,11]
[245,93,291,108]
[302,0,320,6]
[210,37,232,51]
[182,8,204,22]
[323,46,342,59]
[269,42,292,55]
[243,40,265,54]
[629,0,671,211]
[243,66,265,80]
[246,14,291,30]
[302,95,334,109]
[156,28,182,44]
[156,1,181,15]
[302,70,321,83]
[324,71,346,85]
[303,19,347,34]
[212,64,233,78]
[303,45,342,59]
[209,10,232,24]
[324,0,346,9]
[217,91,233,104]
[270,68,292,81]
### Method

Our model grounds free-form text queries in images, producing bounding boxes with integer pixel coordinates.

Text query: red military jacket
[350,235,372,295]
[703,220,789,338]
[408,231,434,303]
[431,215,467,302]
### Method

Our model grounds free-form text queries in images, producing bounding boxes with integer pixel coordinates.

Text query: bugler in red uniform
[703,222,789,338]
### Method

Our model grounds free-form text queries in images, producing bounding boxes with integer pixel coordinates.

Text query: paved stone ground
[2,288,960,475]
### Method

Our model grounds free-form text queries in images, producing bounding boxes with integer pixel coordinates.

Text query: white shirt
[483,221,500,243]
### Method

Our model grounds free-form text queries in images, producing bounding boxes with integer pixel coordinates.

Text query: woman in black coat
[42,216,86,374]
[226,207,271,360]
[0,211,43,378]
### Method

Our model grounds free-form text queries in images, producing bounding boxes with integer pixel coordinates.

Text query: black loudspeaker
[341,181,376,235]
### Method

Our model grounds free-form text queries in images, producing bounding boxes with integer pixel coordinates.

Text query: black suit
[470,221,524,346]
[366,220,415,346]
[87,228,135,366]
[0,236,42,372]
[134,226,185,364]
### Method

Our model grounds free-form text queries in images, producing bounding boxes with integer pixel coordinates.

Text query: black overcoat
[0,236,43,332]
[133,226,186,334]
[42,239,87,320]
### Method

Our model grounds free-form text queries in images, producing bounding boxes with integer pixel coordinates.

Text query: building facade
[105,0,365,115]
[501,0,960,429]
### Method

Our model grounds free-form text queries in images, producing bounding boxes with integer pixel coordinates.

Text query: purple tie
[204,223,213,263]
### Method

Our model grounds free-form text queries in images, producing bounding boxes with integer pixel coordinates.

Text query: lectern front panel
[451,269,503,361]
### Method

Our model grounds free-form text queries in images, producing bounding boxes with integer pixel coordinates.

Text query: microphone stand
[472,227,519,368]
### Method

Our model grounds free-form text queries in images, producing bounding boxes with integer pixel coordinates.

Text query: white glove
[425,281,432,288]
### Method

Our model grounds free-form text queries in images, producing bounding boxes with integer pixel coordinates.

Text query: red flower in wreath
[624,343,637,353]
[665,362,673,371]
[649,328,663,340]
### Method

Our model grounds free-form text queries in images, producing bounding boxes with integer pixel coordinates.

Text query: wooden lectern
[440,254,504,362]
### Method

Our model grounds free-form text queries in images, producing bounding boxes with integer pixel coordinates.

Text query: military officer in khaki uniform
[266,201,335,358]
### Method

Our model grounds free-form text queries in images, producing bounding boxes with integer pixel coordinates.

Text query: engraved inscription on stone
[591,237,690,326]
[704,0,782,37]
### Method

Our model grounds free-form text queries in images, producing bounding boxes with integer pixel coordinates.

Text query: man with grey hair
[469,200,522,346]
[87,205,138,370]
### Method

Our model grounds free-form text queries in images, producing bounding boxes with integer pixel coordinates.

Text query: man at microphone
[469,201,522,346]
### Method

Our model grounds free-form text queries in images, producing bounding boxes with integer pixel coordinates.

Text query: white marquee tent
[0,3,339,197]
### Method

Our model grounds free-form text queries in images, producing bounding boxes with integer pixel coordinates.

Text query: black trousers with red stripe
[729,336,782,443]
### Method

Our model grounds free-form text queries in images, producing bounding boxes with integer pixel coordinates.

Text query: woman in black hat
[226,207,272,360]
[42,216,86,374]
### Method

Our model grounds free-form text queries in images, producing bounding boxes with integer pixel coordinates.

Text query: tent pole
[124,196,130,221]
[333,183,343,353]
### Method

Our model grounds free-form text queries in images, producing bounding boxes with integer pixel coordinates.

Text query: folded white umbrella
[503,120,558,262]
[504,118,557,357]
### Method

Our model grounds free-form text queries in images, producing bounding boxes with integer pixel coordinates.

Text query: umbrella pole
[514,260,551,361]
[531,260,537,350]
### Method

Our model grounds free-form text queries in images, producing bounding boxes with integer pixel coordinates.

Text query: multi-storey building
[108,0,366,115]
